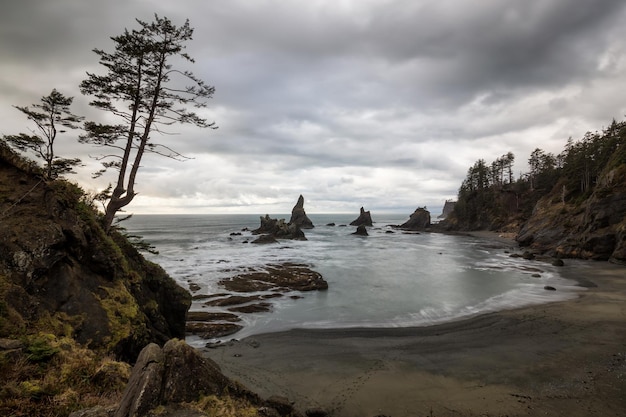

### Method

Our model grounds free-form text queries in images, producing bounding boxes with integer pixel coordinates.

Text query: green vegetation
[450,118,626,230]
[0,334,130,417]
[0,125,190,415]
[1,89,82,179]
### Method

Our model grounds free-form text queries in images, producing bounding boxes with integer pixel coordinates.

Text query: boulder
[289,195,314,229]
[399,207,431,231]
[114,343,165,417]
[114,339,303,417]
[115,340,236,417]
[350,207,373,226]
[161,339,233,403]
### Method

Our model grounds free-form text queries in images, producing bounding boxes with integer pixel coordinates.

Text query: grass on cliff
[0,173,146,416]
[0,332,130,417]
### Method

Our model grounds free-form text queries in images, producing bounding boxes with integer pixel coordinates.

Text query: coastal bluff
[0,143,190,362]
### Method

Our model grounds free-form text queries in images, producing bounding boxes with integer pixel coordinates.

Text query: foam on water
[126,214,581,346]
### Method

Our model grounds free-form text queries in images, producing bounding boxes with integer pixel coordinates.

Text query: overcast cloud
[2,0,626,216]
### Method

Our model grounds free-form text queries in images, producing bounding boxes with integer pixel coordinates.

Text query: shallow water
[125,213,580,345]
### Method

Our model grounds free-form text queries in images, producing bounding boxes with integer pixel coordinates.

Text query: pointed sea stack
[350,207,373,227]
[289,194,314,229]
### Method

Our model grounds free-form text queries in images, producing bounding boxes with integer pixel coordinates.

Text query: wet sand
[203,249,626,416]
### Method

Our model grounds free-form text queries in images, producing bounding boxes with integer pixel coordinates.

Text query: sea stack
[252,215,306,240]
[399,207,431,230]
[350,207,373,227]
[289,194,314,229]
[352,224,369,236]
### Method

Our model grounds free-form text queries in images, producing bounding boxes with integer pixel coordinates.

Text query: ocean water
[125,213,580,346]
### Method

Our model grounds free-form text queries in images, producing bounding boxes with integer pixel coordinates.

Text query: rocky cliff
[0,142,191,362]
[438,200,456,219]
[441,119,626,263]
[517,164,626,263]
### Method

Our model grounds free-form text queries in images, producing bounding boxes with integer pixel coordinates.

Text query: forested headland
[443,118,626,263]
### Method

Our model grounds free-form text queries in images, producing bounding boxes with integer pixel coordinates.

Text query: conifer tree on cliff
[2,89,83,179]
[80,15,217,232]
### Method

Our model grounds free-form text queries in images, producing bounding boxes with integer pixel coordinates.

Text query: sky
[1,0,626,216]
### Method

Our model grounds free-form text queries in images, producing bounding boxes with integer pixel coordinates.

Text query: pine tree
[2,89,82,179]
[79,14,217,231]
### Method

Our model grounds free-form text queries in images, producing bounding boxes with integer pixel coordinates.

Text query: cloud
[2,0,626,216]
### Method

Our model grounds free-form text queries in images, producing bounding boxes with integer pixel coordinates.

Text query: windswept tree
[2,89,83,179]
[79,15,217,231]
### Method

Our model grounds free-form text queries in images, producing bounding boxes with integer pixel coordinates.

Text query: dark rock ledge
[219,262,328,292]
[185,263,327,341]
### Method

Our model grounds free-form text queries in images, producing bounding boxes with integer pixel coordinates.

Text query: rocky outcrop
[114,339,302,417]
[350,207,373,226]
[399,207,431,231]
[188,263,327,340]
[438,200,456,219]
[289,194,314,229]
[219,263,328,293]
[252,214,306,241]
[517,165,626,263]
[0,146,191,362]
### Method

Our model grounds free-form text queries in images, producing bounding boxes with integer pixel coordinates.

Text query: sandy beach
[202,240,626,417]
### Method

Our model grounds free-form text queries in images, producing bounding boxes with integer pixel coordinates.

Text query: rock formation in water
[289,194,314,229]
[352,225,369,236]
[188,263,328,340]
[400,207,431,231]
[252,214,306,241]
[350,207,373,226]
